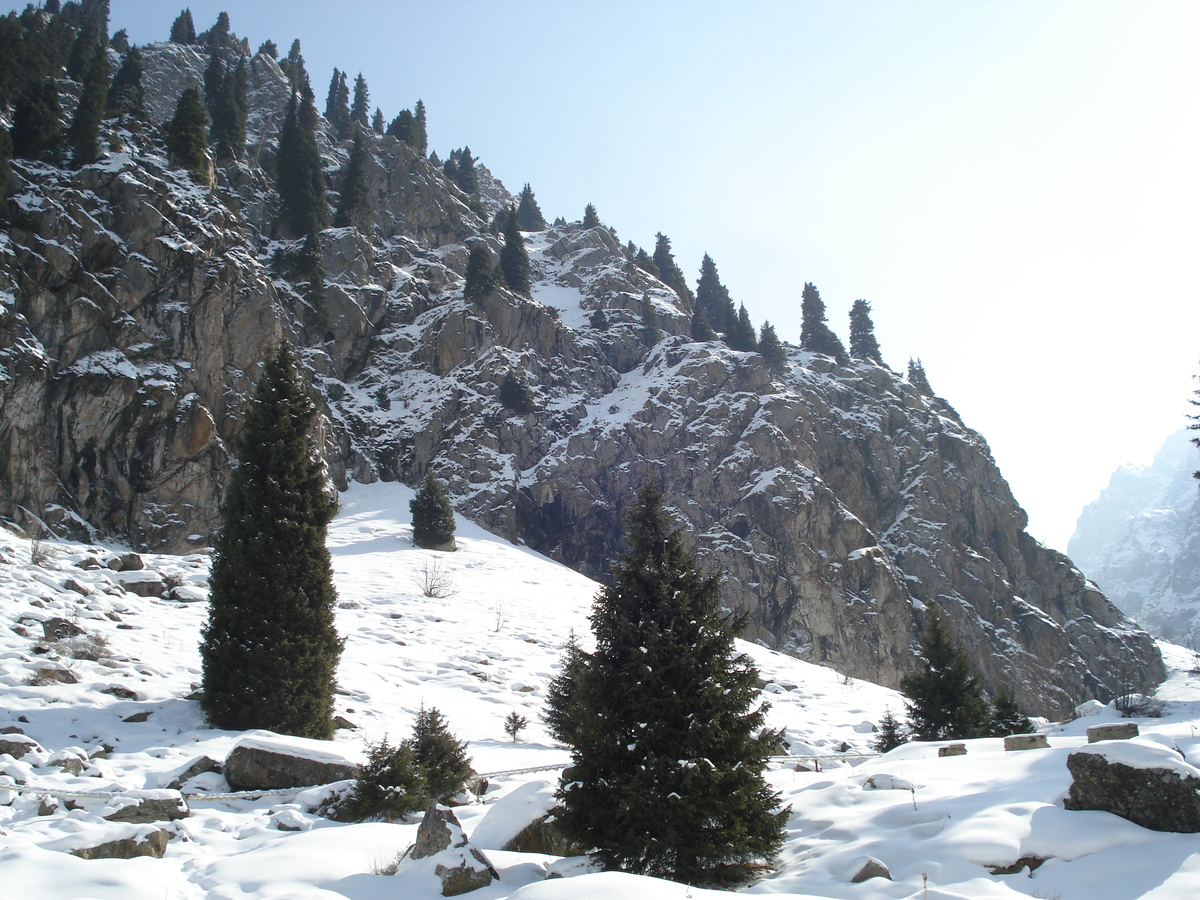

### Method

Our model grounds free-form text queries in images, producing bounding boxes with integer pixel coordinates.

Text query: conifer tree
[848,298,883,363]
[652,232,695,307]
[0,125,12,200]
[728,304,757,352]
[900,609,991,741]
[333,123,371,234]
[107,45,144,118]
[386,108,414,144]
[641,296,661,347]
[695,253,736,334]
[690,307,716,341]
[413,99,428,155]
[350,72,369,128]
[165,86,209,182]
[452,145,478,194]
[410,706,473,801]
[324,68,350,141]
[11,77,62,161]
[371,107,384,135]
[516,183,546,231]
[463,244,496,302]
[543,630,589,745]
[169,8,196,44]
[582,203,601,229]
[298,229,329,341]
[210,58,247,162]
[873,708,907,752]
[410,474,456,550]
[799,282,848,361]
[988,688,1033,736]
[757,322,787,373]
[276,78,329,237]
[67,41,108,165]
[257,39,277,59]
[110,28,128,54]
[336,738,426,822]
[499,208,531,294]
[633,247,660,279]
[200,342,342,739]
[200,11,231,50]
[907,357,933,395]
[202,45,223,110]
[280,39,306,90]
[589,308,609,331]
[499,371,536,414]
[555,482,787,883]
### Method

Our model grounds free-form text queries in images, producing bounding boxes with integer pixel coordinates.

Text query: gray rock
[103,791,189,824]
[850,857,892,882]
[413,803,465,859]
[224,741,360,791]
[938,743,968,757]
[165,755,222,790]
[0,734,40,759]
[1064,748,1200,832]
[436,850,496,896]
[1088,723,1140,743]
[70,828,170,860]
[1003,734,1050,751]
[501,816,581,856]
[41,617,84,640]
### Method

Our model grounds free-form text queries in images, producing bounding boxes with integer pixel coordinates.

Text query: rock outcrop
[1064,742,1200,832]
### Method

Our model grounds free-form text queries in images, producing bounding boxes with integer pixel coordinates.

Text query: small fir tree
[463,244,496,302]
[67,42,109,165]
[695,253,736,334]
[848,298,884,363]
[11,77,62,161]
[350,72,369,127]
[504,711,528,742]
[298,229,329,341]
[200,342,342,739]
[333,122,371,233]
[555,482,787,883]
[989,688,1034,736]
[411,706,473,801]
[907,357,933,395]
[543,630,589,745]
[107,45,145,118]
[499,371,536,414]
[652,232,695,307]
[516,182,546,231]
[451,145,478,193]
[165,86,210,182]
[371,107,384,134]
[169,8,196,44]
[410,474,456,551]
[727,304,757,352]
[582,203,601,228]
[641,296,661,347]
[799,282,847,361]
[758,322,787,373]
[873,708,907,753]
[336,738,427,822]
[589,307,610,331]
[900,609,991,741]
[499,209,531,294]
[690,307,716,341]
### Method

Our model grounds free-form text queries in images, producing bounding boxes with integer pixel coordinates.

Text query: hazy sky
[110,0,1200,553]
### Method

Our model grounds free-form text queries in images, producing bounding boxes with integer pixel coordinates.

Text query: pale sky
[111,0,1200,553]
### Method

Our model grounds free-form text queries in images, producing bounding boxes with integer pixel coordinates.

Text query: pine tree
[695,253,736,334]
[210,58,247,162]
[200,342,342,739]
[907,358,933,395]
[900,609,991,741]
[386,108,414,144]
[499,209,531,294]
[589,308,609,331]
[499,371,536,414]
[410,474,456,550]
[333,123,371,233]
[757,322,787,373]
[582,203,600,228]
[555,482,787,883]
[336,738,426,822]
[109,28,128,54]
[641,296,661,347]
[165,86,209,182]
[799,282,848,362]
[11,77,62,161]
[371,107,384,135]
[280,39,306,90]
[0,125,12,200]
[257,39,277,59]
[107,45,144,118]
[516,182,546,231]
[873,708,907,753]
[543,630,589,745]
[690,307,715,341]
[411,706,473,801]
[727,304,757,352]
[413,99,428,155]
[633,248,660,279]
[452,145,478,194]
[169,8,196,44]
[324,68,350,141]
[848,298,883,363]
[503,712,527,742]
[463,244,496,302]
[67,41,108,165]
[988,688,1034,736]
[276,78,329,237]
[298,229,328,342]
[652,232,695,307]
[200,11,231,50]
[202,42,224,110]
[350,72,369,128]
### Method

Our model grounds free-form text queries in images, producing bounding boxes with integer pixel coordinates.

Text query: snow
[1,481,1200,898]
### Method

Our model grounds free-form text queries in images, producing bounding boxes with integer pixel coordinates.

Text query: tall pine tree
[107,45,145,118]
[848,298,883,363]
[695,253,736,335]
[799,282,847,362]
[516,182,546,231]
[499,207,531,294]
[463,244,496,302]
[169,8,196,44]
[211,58,247,161]
[67,40,109,165]
[200,342,342,739]
[413,99,428,155]
[555,482,787,884]
[543,630,589,745]
[758,322,787,373]
[727,303,757,352]
[900,609,991,741]
[350,72,369,128]
[652,232,695,308]
[280,39,306,90]
[276,78,329,237]
[582,203,600,228]
[165,86,209,183]
[324,68,350,141]
[333,122,371,233]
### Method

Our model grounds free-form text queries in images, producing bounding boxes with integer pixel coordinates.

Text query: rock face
[1064,743,1200,832]
[0,39,1163,716]
[1069,430,1200,643]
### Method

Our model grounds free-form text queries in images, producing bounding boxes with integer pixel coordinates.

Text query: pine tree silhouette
[848,298,883,363]
[901,609,991,740]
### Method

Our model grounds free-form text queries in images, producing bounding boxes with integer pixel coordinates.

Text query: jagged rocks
[410,803,497,896]
[1064,742,1200,832]
[223,733,360,790]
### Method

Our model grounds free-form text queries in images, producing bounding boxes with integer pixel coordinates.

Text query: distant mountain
[1070,430,1200,644]
[0,28,1162,715]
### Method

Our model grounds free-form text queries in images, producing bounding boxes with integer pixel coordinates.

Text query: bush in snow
[410,474,456,551]
[334,738,427,822]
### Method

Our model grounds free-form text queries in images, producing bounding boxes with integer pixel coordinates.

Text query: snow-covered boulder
[223,732,360,790]
[1064,739,1200,832]
[468,778,576,855]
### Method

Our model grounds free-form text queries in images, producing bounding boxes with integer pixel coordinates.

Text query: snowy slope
[0,482,1197,899]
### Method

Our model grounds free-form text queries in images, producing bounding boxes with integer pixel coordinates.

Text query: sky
[107,0,1200,553]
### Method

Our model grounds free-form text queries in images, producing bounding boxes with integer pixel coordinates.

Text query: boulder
[938,743,967,757]
[414,803,465,860]
[116,570,167,598]
[1064,742,1200,832]
[41,617,85,640]
[410,803,497,896]
[223,733,360,790]
[1088,723,1139,743]
[69,828,170,860]
[850,857,892,882]
[0,733,41,759]
[469,779,580,856]
[1003,734,1049,751]
[164,755,222,790]
[103,790,189,824]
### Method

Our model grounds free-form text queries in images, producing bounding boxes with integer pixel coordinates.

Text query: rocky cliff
[0,40,1162,716]
[1070,430,1200,644]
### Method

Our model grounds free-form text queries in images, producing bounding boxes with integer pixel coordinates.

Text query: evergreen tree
[695,253,736,334]
[757,322,787,374]
[371,107,384,135]
[385,108,414,144]
[873,708,907,753]
[0,125,12,200]
[499,208,531,294]
[799,282,848,361]
[451,145,478,193]
[202,44,224,110]
[169,8,196,44]
[555,482,787,883]
[499,371,536,414]
[516,182,546,231]
[200,342,342,739]
[280,39,306,90]
[210,57,247,161]
[543,630,589,745]
[298,229,328,341]
[67,40,108,165]
[411,706,473,801]
[582,203,600,228]
[633,247,660,279]
[504,711,527,742]
[727,304,757,352]
[463,244,496,302]
[413,99,428,155]
[276,78,329,237]
[589,308,610,331]
[109,28,128,54]
[489,205,514,235]
[333,122,371,233]
[690,307,715,341]
[641,296,661,347]
[257,39,277,59]
[336,738,426,822]
[848,298,883,363]
[350,72,369,127]
[11,77,62,161]
[107,45,144,117]
[165,86,209,182]
[907,357,933,395]
[988,688,1034,736]
[410,474,456,550]
[900,609,991,741]
[324,68,350,141]
[201,11,232,51]
[652,232,695,307]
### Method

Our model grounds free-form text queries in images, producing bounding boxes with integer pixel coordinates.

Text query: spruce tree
[410,706,473,801]
[543,630,589,745]
[0,125,11,200]
[900,609,991,741]
[333,123,371,233]
[165,86,209,182]
[452,145,478,194]
[257,39,277,59]
[202,43,224,110]
[499,208,531,295]
[371,107,384,135]
[210,58,247,162]
[110,28,128,54]
[907,357,933,395]
[988,688,1033,736]
[582,203,600,228]
[107,45,144,118]
[499,371,535,414]
[651,232,695,307]
[276,78,329,237]
[324,68,350,141]
[386,108,414,144]
[690,307,715,341]
[11,77,62,161]
[799,282,848,361]
[516,182,546,231]
[633,248,660,279]
[641,296,661,347]
[350,72,369,128]
[727,304,757,352]
[848,298,883,363]
[413,99,428,155]
[280,39,306,90]
[298,229,329,342]
[695,253,736,334]
[555,482,787,883]
[873,708,907,752]
[67,41,108,165]
[757,322,787,374]
[589,308,609,331]
[410,474,456,550]
[336,738,426,822]
[169,8,196,44]
[200,342,342,739]
[463,244,495,302]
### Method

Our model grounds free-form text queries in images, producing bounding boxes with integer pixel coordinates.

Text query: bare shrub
[54,632,111,662]
[414,558,457,600]
[1114,692,1166,719]
[30,537,52,567]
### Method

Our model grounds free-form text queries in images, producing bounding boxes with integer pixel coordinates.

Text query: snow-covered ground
[1,481,1198,899]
